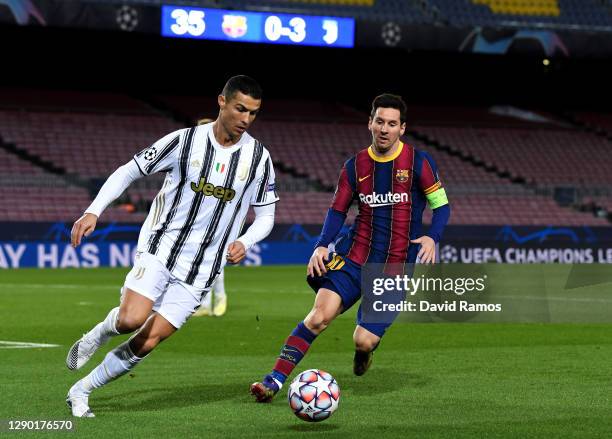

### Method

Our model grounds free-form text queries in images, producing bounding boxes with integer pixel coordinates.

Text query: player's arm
[71,160,142,247]
[71,129,185,248]
[309,163,355,276]
[227,203,276,264]
[411,153,451,264]
[227,152,279,264]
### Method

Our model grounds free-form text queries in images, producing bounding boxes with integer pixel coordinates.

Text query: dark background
[3,23,611,112]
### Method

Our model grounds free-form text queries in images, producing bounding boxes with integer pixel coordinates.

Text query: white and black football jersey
[133,123,278,290]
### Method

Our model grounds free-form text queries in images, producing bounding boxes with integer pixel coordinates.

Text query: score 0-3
[264,15,340,45]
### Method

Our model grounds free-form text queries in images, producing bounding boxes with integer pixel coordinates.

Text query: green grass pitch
[1,266,611,438]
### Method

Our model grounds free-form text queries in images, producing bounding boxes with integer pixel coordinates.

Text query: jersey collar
[368,141,403,163]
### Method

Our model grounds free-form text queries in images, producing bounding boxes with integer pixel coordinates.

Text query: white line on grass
[0,283,116,290]
[0,340,60,349]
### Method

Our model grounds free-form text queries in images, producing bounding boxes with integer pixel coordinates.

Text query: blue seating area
[429,0,612,28]
[221,0,428,23]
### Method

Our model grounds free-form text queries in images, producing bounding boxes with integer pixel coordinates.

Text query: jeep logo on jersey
[191,178,236,202]
[359,191,409,207]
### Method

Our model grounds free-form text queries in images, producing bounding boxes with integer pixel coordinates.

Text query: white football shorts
[122,251,208,329]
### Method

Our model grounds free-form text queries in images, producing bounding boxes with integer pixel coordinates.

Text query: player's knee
[305,307,334,334]
[116,312,146,333]
[354,334,379,352]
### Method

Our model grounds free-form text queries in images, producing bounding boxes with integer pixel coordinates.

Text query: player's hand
[226,241,246,264]
[307,246,330,277]
[411,236,436,264]
[71,213,98,248]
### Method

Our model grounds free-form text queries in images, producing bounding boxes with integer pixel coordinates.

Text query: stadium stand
[0,90,609,225]
[102,0,612,27]
[572,111,612,134]
[419,0,612,27]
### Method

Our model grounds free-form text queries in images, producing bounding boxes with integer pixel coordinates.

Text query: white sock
[213,270,226,299]
[81,341,144,394]
[87,307,120,346]
[200,291,212,308]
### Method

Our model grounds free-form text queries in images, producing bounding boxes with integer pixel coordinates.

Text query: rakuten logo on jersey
[359,192,408,207]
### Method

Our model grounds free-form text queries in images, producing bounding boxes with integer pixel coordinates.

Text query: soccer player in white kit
[65,76,278,417]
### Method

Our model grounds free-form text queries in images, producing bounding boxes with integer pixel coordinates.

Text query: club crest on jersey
[191,177,236,202]
[396,169,410,182]
[359,191,408,207]
[237,163,249,181]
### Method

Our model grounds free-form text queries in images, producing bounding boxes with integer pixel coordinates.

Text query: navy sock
[271,321,317,384]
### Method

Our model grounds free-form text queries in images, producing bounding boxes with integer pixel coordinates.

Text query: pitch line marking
[0,340,60,349]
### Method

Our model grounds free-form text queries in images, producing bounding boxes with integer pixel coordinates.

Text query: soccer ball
[288,369,340,422]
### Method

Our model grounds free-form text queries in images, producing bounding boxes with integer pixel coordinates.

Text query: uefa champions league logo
[116,5,139,32]
[381,22,401,47]
[440,245,458,263]
[143,147,157,161]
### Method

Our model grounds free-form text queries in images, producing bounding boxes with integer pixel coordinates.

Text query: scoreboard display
[161,5,355,48]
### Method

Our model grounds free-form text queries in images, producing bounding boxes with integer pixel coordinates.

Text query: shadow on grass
[337,367,429,395]
[287,423,340,432]
[94,381,250,413]
[93,367,428,414]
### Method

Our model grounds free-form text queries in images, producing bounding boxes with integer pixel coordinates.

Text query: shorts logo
[396,169,410,183]
[325,254,345,271]
[133,267,146,280]
[143,147,157,161]
[191,177,236,202]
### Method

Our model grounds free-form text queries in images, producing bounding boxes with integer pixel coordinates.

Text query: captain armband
[426,188,449,209]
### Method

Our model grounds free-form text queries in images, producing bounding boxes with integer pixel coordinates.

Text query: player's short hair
[222,75,263,102]
[371,94,407,124]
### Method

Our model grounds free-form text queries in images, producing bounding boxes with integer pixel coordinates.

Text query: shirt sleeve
[236,203,275,251]
[251,152,280,206]
[85,160,143,218]
[133,129,185,176]
[330,162,355,214]
[419,152,449,210]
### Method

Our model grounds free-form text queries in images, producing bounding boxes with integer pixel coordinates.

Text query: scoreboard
[161,5,355,48]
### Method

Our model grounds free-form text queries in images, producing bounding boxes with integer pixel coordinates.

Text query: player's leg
[212,268,227,316]
[66,288,154,370]
[193,290,212,317]
[250,288,343,402]
[66,272,197,418]
[351,302,397,376]
[352,325,381,376]
[66,313,176,417]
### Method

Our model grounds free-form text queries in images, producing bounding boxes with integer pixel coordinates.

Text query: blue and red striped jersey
[331,141,447,265]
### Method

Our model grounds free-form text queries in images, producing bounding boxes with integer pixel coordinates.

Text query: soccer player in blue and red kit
[250,94,450,402]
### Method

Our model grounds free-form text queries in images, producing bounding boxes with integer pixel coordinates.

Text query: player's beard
[372,135,396,154]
